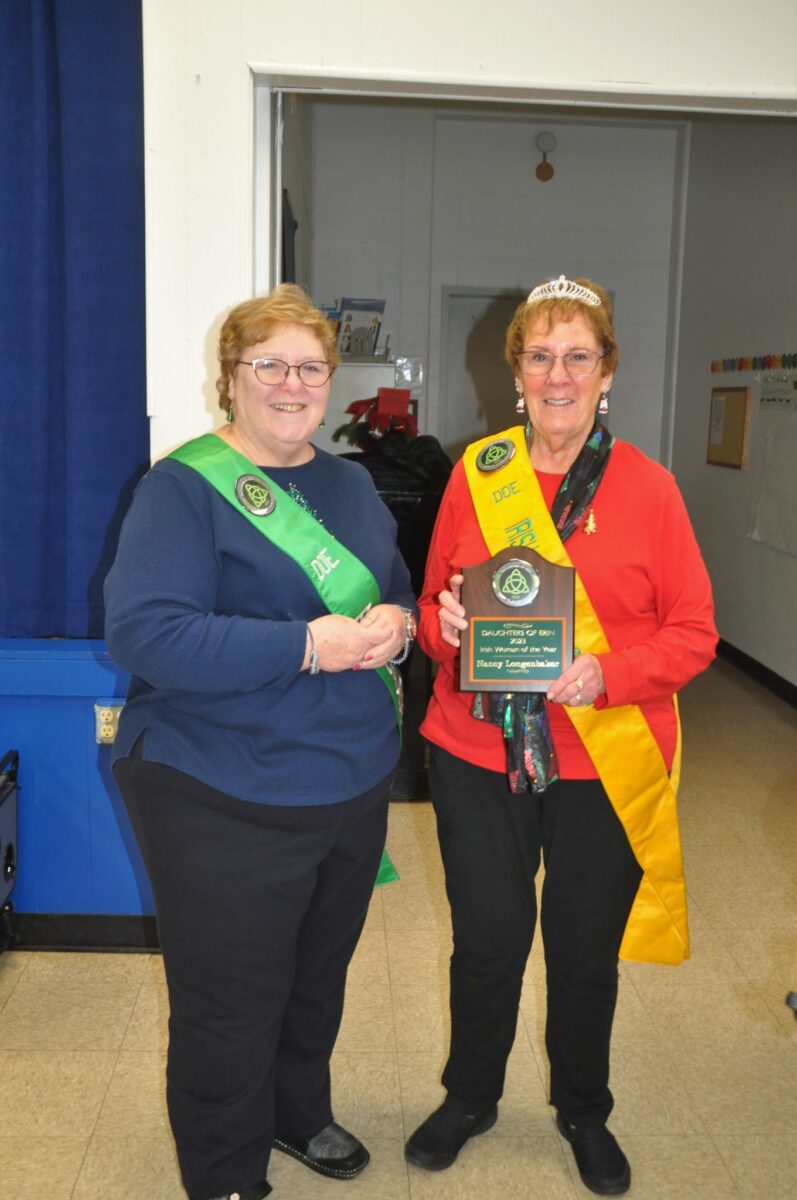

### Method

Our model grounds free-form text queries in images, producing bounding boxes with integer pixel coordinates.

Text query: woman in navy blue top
[105,285,416,1200]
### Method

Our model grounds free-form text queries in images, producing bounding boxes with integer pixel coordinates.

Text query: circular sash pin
[235,474,276,516]
[476,438,516,472]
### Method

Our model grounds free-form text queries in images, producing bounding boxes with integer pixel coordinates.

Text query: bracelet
[391,607,417,666]
[306,624,320,675]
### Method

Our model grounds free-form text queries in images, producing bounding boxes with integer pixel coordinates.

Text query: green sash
[169,433,402,887]
[169,434,402,724]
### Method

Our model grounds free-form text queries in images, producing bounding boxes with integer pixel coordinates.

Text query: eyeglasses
[236,357,333,387]
[515,349,607,377]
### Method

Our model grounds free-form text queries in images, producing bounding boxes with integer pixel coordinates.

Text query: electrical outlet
[94,700,124,744]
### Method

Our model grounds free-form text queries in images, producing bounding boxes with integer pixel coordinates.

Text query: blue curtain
[0,0,148,637]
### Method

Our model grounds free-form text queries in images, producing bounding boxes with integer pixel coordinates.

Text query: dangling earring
[226,404,234,423]
[515,381,525,413]
[598,391,609,415]
[319,418,325,428]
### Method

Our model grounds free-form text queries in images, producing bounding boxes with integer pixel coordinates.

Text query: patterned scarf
[472,418,614,793]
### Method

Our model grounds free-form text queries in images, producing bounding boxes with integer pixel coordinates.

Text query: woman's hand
[546,653,605,707]
[355,603,407,670]
[437,573,467,648]
[304,614,386,673]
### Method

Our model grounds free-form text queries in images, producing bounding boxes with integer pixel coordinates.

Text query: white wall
[142,0,797,458]
[673,117,797,683]
[308,101,681,460]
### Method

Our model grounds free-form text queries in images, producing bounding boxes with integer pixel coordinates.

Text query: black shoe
[404,1096,498,1171]
[274,1120,370,1179]
[556,1112,630,1196]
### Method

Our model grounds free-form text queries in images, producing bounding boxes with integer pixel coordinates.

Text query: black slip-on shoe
[274,1120,370,1179]
[404,1096,498,1171]
[556,1112,631,1196]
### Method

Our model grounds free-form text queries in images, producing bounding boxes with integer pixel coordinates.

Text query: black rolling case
[0,749,19,953]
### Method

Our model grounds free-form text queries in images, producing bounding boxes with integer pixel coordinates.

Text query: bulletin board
[707,387,750,468]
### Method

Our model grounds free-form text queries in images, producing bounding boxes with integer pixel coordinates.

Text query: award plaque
[459,546,575,692]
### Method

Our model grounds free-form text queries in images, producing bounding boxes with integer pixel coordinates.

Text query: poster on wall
[749,376,797,558]
[336,299,385,356]
[707,387,750,468]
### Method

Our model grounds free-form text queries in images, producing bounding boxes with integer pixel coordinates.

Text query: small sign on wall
[707,386,750,468]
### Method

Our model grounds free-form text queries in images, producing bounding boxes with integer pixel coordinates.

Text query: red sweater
[418,439,718,778]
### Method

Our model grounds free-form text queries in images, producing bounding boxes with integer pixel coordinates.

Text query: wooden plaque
[459,546,574,693]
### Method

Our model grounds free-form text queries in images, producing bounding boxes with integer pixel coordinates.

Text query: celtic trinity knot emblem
[501,567,531,599]
[492,558,540,608]
[476,438,516,473]
[235,474,276,516]
[244,481,268,508]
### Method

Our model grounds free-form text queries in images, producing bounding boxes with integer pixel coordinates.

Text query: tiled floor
[1,658,795,1199]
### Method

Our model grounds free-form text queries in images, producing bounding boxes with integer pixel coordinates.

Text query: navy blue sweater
[104,447,415,805]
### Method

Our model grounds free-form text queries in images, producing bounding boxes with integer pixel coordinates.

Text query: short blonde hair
[216,284,339,412]
[505,277,618,376]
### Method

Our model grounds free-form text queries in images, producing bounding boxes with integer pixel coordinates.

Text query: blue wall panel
[0,639,153,916]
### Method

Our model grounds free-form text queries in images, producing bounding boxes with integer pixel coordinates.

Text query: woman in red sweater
[405,276,717,1197]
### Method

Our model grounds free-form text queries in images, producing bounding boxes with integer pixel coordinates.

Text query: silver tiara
[527,275,601,306]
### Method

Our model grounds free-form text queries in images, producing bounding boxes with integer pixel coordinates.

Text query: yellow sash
[463,426,688,965]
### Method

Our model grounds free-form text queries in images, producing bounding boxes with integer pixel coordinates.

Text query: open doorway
[265,93,686,464]
[439,286,526,460]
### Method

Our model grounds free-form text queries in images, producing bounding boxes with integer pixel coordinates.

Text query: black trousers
[430,745,642,1126]
[114,754,390,1200]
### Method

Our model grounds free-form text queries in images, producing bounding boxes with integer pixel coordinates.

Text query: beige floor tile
[16,948,149,985]
[270,1136,411,1199]
[0,1135,89,1200]
[667,1026,797,1134]
[72,1133,183,1200]
[608,1019,705,1136]
[94,1051,171,1138]
[0,975,140,1050]
[387,929,452,1054]
[386,801,438,854]
[623,917,784,1043]
[406,1134,578,1200]
[336,933,396,1052]
[593,1134,741,1200]
[0,1050,116,1137]
[382,848,449,935]
[0,947,29,1005]
[382,869,450,936]
[329,1050,404,1139]
[121,973,170,1053]
[713,1132,797,1200]
[710,921,797,1032]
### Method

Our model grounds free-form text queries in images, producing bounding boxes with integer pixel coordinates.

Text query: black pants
[114,754,390,1200]
[430,745,642,1126]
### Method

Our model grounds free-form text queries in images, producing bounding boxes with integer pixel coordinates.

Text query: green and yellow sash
[464,426,688,965]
